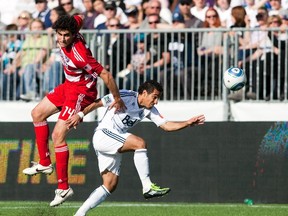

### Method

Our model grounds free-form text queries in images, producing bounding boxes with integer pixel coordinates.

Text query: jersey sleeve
[100,89,130,107]
[72,37,104,77]
[101,93,114,107]
[147,107,167,127]
[73,15,83,32]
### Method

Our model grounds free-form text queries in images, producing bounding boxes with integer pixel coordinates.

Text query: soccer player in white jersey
[66,80,206,216]
[22,14,125,207]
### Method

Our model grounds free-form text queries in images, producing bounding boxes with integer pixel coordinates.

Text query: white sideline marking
[2,203,288,209]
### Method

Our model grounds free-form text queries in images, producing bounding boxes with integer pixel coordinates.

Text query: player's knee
[31,107,47,122]
[136,138,147,149]
[51,130,63,145]
[51,131,57,143]
[31,107,41,121]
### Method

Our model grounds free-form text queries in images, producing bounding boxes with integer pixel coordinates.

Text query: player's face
[142,89,161,109]
[56,30,74,47]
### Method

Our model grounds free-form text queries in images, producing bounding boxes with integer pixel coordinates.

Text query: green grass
[0,202,288,216]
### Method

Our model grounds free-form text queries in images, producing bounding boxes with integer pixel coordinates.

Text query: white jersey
[97,90,167,133]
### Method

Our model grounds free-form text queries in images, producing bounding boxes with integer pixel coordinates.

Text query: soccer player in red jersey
[22,14,126,207]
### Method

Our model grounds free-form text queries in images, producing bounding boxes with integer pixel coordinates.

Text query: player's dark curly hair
[52,15,78,35]
[138,80,163,95]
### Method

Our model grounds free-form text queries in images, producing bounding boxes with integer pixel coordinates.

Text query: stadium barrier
[1,28,287,122]
[1,121,288,203]
[0,27,287,103]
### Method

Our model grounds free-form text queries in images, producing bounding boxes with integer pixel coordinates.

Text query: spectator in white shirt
[190,0,209,21]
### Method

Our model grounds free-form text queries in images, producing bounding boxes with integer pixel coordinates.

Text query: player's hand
[187,114,205,126]
[66,114,82,129]
[109,98,126,113]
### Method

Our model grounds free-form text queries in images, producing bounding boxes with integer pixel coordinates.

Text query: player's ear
[142,90,148,96]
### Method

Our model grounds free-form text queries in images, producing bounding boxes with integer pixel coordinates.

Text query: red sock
[34,121,51,166]
[55,144,69,190]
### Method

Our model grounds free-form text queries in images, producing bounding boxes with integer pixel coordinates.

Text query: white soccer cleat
[50,187,74,207]
[23,161,53,176]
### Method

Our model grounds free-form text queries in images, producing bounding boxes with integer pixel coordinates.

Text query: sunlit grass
[0,201,288,216]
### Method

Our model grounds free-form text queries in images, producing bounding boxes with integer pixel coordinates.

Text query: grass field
[1,202,288,216]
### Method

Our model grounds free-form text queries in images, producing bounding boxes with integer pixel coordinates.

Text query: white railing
[0,28,287,103]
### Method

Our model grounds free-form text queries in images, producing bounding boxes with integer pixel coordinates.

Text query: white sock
[134,149,152,192]
[74,185,110,216]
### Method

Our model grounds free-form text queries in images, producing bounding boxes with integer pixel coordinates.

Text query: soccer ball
[223,67,246,91]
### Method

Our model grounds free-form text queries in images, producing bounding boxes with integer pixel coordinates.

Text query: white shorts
[93,128,131,176]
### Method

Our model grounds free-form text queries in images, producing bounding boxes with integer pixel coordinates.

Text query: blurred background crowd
[0,0,287,30]
[0,0,287,102]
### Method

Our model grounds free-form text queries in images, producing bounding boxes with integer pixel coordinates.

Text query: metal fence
[0,27,287,102]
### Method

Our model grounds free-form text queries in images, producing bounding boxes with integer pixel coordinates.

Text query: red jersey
[47,16,104,120]
[59,33,103,89]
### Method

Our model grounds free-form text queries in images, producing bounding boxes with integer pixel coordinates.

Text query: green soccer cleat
[143,183,171,199]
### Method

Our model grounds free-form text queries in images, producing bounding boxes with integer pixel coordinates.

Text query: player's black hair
[52,15,78,35]
[138,80,163,95]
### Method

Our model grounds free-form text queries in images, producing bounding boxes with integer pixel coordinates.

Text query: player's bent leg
[23,97,60,176]
[124,136,171,199]
[50,187,74,207]
[31,96,59,122]
[118,134,147,152]
[102,170,119,192]
[51,119,71,147]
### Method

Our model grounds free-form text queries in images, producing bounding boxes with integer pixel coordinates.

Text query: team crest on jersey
[84,64,92,72]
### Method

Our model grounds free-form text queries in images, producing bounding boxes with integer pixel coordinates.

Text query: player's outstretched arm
[160,114,205,132]
[66,98,103,129]
[99,69,126,112]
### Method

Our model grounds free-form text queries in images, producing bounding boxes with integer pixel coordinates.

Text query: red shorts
[47,83,97,120]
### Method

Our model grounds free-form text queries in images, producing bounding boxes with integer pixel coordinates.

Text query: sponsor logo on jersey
[122,115,139,127]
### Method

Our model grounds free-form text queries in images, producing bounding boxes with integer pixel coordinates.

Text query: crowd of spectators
[0,0,288,101]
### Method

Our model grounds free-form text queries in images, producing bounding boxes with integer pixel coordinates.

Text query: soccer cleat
[50,187,74,207]
[23,161,53,176]
[143,183,171,199]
